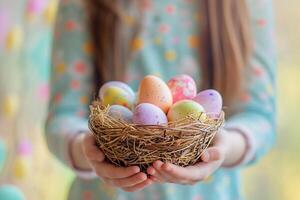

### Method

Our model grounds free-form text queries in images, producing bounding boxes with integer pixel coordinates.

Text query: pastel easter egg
[102,86,134,109]
[137,75,172,113]
[108,105,133,123]
[167,74,197,103]
[0,185,25,200]
[133,103,168,125]
[193,89,223,117]
[167,100,206,122]
[99,81,135,100]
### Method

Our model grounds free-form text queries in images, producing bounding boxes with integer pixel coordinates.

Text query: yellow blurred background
[0,0,299,200]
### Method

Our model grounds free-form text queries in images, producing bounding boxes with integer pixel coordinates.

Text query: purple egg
[133,103,168,125]
[193,89,223,116]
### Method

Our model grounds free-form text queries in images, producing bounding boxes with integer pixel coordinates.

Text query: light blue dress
[45,0,276,199]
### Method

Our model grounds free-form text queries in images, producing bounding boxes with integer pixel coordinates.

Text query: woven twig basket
[88,100,224,172]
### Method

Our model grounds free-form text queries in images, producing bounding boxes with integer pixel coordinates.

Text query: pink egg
[167,74,197,103]
[193,89,223,117]
[133,103,168,125]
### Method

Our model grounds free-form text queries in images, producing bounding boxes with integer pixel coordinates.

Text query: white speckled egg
[108,105,133,123]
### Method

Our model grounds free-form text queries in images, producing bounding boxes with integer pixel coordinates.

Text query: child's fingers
[93,161,140,179]
[110,172,147,187]
[82,134,105,162]
[160,162,207,183]
[201,147,224,163]
[122,179,153,192]
[152,161,174,182]
[147,166,165,182]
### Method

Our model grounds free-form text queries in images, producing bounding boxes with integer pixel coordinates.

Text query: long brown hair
[85,0,252,106]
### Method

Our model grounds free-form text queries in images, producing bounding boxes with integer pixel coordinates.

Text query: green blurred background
[0,0,299,199]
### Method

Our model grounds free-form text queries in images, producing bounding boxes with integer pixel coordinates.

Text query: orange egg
[137,75,173,113]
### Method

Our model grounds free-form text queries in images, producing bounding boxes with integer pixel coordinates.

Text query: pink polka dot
[74,61,86,74]
[257,19,267,27]
[65,20,76,31]
[159,24,170,33]
[83,191,92,200]
[253,66,263,76]
[240,92,251,102]
[54,93,62,103]
[77,110,86,117]
[70,80,80,90]
[140,0,152,11]
[0,10,10,45]
[172,36,180,44]
[27,0,47,14]
[37,83,49,102]
[18,139,33,156]
[193,194,202,200]
[166,5,176,14]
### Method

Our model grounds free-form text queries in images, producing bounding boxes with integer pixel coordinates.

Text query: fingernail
[147,167,155,175]
[133,166,140,173]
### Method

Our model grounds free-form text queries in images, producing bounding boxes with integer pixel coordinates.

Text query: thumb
[82,133,105,162]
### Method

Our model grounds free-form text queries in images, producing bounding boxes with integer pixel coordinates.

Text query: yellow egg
[137,75,173,113]
[102,86,134,109]
[167,100,206,122]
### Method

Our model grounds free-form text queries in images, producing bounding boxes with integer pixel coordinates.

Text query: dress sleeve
[225,0,277,166]
[45,0,96,178]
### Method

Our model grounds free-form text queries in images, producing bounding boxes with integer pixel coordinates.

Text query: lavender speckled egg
[108,105,133,123]
[167,74,197,103]
[193,89,223,117]
[133,103,168,125]
[99,81,135,100]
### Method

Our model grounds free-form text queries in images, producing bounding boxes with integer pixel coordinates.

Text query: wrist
[221,129,247,168]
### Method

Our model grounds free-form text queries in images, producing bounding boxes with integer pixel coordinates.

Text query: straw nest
[88,100,224,172]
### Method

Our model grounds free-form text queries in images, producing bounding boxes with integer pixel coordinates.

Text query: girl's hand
[147,130,246,185]
[75,134,153,192]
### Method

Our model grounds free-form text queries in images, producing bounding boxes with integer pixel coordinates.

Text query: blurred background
[0,0,299,199]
